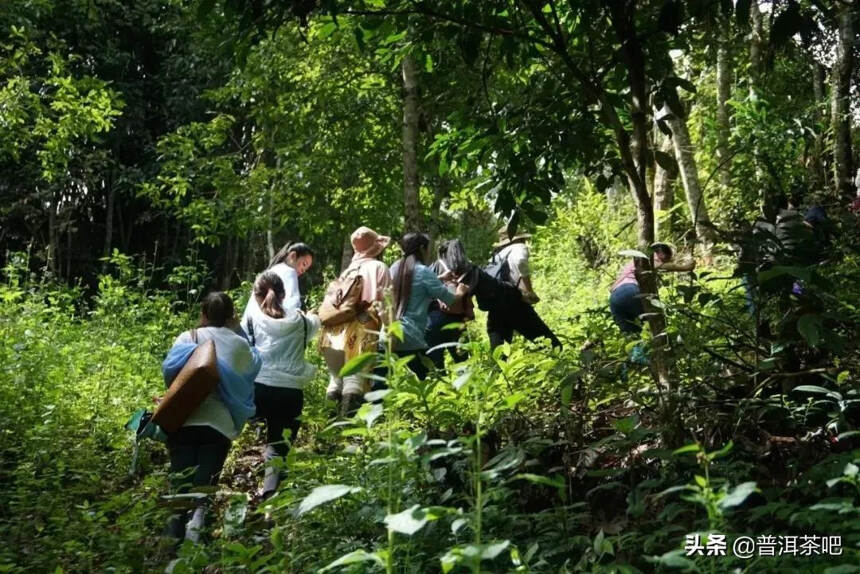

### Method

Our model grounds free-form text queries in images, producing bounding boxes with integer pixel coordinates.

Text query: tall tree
[665,95,715,250]
[716,23,733,190]
[831,0,856,200]
[401,50,423,230]
[654,135,677,240]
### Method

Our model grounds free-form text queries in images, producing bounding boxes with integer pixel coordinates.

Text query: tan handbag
[152,330,219,433]
[318,266,369,327]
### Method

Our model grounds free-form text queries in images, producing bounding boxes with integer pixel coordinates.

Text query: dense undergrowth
[2,194,859,573]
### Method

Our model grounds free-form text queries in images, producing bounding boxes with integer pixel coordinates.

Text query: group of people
[160,226,560,544]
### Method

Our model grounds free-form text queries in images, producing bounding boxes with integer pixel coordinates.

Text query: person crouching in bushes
[162,292,260,543]
[608,242,694,335]
[320,226,392,416]
[389,233,470,380]
[244,271,320,498]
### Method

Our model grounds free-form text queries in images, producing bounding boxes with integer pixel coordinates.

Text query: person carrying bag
[319,226,392,415]
[159,292,260,544]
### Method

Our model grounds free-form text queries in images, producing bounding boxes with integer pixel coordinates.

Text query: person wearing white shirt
[165,292,258,543]
[241,242,314,322]
[245,271,321,498]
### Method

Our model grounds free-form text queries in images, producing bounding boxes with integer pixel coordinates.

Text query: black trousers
[254,383,304,459]
[166,425,231,493]
[486,297,561,350]
[425,309,468,369]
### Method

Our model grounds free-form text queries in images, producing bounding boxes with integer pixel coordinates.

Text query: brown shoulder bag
[152,329,219,433]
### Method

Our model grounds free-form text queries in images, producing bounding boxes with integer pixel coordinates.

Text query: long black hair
[393,233,431,319]
[269,242,315,268]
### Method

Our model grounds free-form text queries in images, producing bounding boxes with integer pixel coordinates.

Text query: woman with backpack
[242,242,314,320]
[244,271,320,498]
[162,292,260,543]
[389,233,470,380]
[426,239,475,369]
[319,226,392,415]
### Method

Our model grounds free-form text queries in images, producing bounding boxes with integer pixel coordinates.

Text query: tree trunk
[666,98,715,252]
[340,232,354,273]
[47,193,58,276]
[812,61,829,190]
[716,26,732,190]
[749,0,764,96]
[654,135,677,240]
[103,175,115,260]
[401,52,423,231]
[221,235,234,290]
[831,1,856,200]
[605,0,672,401]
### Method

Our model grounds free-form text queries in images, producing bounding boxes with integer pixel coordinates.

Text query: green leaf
[339,352,376,377]
[512,473,565,489]
[357,403,384,429]
[619,249,649,259]
[673,443,700,455]
[718,481,758,509]
[452,368,472,390]
[706,440,733,461]
[646,550,697,570]
[296,485,361,516]
[385,504,434,535]
[481,540,511,559]
[797,314,822,346]
[560,383,573,407]
[613,415,638,435]
[317,21,338,40]
[792,385,841,401]
[319,550,384,572]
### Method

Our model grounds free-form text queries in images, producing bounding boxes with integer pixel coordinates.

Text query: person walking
[242,242,314,320]
[244,271,320,498]
[162,292,260,543]
[389,233,470,380]
[483,228,561,349]
[320,226,392,415]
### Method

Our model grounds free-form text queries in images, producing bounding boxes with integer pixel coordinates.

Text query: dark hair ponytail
[393,233,430,319]
[199,292,235,328]
[269,241,315,268]
[441,238,470,276]
[254,271,286,319]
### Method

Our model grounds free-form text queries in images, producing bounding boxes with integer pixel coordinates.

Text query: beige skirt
[318,311,381,363]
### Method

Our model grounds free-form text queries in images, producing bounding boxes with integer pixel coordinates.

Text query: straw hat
[351,226,391,259]
[492,226,532,249]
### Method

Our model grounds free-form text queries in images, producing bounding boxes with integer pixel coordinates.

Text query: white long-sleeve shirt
[245,305,321,390]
